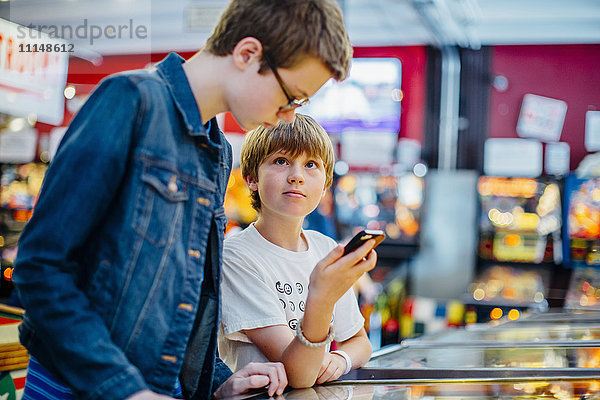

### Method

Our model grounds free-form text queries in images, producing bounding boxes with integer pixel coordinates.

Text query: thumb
[246,375,270,389]
[320,245,344,267]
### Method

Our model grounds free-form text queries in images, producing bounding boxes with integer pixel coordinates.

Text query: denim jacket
[13,53,233,400]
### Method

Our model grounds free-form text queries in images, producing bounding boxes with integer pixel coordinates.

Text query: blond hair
[205,0,352,80]
[241,114,335,211]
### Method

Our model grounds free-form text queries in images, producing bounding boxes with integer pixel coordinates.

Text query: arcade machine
[563,174,600,310]
[466,176,563,322]
[0,163,47,302]
[222,167,257,236]
[333,172,422,261]
[333,170,424,348]
[0,121,51,400]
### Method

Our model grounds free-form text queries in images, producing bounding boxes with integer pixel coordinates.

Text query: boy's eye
[305,161,317,169]
[274,157,288,165]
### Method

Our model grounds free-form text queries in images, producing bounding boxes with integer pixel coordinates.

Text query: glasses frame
[263,54,310,112]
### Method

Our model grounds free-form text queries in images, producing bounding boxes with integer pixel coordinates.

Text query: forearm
[336,329,372,369]
[281,293,334,388]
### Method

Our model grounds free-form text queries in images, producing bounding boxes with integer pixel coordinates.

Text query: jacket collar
[156,52,207,137]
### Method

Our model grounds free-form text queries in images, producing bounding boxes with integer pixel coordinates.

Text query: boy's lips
[283,190,305,197]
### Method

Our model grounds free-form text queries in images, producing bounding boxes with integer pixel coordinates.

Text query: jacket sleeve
[13,75,149,400]
[210,357,233,396]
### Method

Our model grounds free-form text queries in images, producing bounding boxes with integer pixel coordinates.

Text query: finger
[264,362,287,396]
[317,245,344,269]
[235,363,280,396]
[343,247,377,277]
[271,362,288,396]
[343,239,376,266]
[317,360,330,381]
[238,362,275,377]
[260,365,281,397]
[253,362,285,397]
[242,374,270,390]
[317,361,338,384]
[318,359,329,377]
[316,362,338,384]
[329,367,345,383]
[362,249,377,272]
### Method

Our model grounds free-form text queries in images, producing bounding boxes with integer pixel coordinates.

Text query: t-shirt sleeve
[221,247,287,340]
[333,287,365,342]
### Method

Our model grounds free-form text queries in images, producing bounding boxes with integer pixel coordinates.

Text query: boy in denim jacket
[13,1,353,399]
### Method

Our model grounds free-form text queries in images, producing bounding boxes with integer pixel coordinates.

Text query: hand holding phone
[343,230,386,256]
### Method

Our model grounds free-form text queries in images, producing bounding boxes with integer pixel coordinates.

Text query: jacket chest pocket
[133,165,189,246]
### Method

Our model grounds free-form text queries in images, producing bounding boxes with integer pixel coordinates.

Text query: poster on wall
[585,111,600,152]
[516,93,567,143]
[545,141,570,176]
[484,138,543,177]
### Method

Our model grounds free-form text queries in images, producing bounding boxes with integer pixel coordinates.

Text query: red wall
[489,44,600,170]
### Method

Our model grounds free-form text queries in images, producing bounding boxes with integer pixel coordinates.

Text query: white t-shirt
[218,223,365,372]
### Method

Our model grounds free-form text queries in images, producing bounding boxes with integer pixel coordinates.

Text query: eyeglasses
[263,54,310,112]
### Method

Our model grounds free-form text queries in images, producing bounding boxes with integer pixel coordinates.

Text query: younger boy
[13,0,353,399]
[219,114,376,388]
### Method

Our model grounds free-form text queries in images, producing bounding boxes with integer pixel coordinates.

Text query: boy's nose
[277,108,296,124]
[288,173,304,184]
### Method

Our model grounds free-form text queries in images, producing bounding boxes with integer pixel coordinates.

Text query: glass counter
[401,324,600,346]
[500,310,600,324]
[251,380,600,399]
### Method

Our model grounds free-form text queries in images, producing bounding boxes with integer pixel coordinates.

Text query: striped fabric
[22,357,183,399]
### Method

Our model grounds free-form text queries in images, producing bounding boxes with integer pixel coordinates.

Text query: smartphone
[342,229,386,256]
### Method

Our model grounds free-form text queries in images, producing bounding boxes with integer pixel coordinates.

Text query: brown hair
[241,114,335,211]
[205,0,352,80]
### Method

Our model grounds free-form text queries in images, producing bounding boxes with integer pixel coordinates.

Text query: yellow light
[64,86,76,100]
[391,89,403,102]
[508,309,520,320]
[227,175,236,189]
[515,212,540,229]
[580,294,590,307]
[9,118,26,131]
[27,113,38,125]
[534,292,545,303]
[473,288,485,301]
[504,234,521,247]
[3,268,13,281]
[490,307,503,320]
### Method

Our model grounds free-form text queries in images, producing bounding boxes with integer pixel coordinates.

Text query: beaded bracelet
[295,318,335,348]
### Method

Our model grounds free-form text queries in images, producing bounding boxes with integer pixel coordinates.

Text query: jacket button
[188,249,201,258]
[197,197,210,206]
[168,175,178,193]
[178,303,194,312]
[161,355,177,363]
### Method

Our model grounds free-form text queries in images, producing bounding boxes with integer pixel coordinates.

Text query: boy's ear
[232,37,263,71]
[244,175,259,191]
